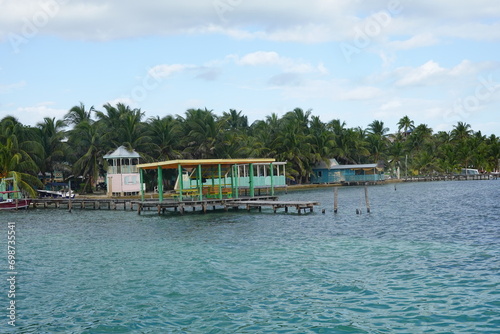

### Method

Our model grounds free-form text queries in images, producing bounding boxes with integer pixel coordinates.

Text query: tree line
[1,102,499,194]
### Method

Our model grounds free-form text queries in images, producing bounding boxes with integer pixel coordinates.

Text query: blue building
[311,159,384,184]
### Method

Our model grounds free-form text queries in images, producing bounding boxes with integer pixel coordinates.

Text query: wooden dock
[25,196,321,216]
[225,200,319,214]
[31,198,137,211]
[134,196,320,215]
[403,173,496,182]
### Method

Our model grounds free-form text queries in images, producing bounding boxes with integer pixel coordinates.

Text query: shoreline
[56,174,498,200]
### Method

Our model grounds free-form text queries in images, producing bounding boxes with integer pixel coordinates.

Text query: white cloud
[148,64,192,79]
[1,1,499,44]
[395,60,446,87]
[14,102,67,126]
[236,51,321,74]
[392,60,499,87]
[238,51,281,66]
[0,81,26,94]
[389,33,439,50]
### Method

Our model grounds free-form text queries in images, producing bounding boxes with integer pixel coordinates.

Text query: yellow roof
[137,158,276,170]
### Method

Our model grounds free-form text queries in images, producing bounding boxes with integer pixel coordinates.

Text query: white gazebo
[103,146,143,196]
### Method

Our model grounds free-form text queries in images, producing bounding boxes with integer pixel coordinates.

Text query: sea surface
[1,180,499,333]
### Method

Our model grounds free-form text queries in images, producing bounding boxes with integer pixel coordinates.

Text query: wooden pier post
[364,185,370,213]
[68,181,72,212]
[334,187,338,213]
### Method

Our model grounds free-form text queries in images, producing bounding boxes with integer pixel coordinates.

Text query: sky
[1,0,500,135]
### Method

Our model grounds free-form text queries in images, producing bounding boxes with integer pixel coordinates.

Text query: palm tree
[120,108,151,152]
[222,109,248,131]
[284,108,311,130]
[247,119,278,158]
[413,150,438,175]
[485,134,500,171]
[397,115,415,137]
[275,120,313,183]
[0,137,43,197]
[147,115,182,161]
[451,122,474,169]
[451,121,473,142]
[327,119,347,136]
[366,133,388,162]
[36,117,68,178]
[65,102,94,127]
[178,108,225,159]
[333,127,369,164]
[387,140,405,177]
[309,116,335,166]
[367,120,390,137]
[69,120,106,193]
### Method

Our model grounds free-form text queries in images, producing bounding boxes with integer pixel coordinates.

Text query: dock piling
[334,187,338,213]
[364,185,370,213]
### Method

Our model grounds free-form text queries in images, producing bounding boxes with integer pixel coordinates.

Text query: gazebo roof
[103,146,141,159]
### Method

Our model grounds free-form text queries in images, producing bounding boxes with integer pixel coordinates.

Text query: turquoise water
[1,180,499,333]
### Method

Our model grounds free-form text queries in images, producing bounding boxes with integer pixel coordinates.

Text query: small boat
[0,191,31,210]
[37,189,75,198]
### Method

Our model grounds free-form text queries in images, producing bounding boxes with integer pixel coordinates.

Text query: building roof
[314,158,339,169]
[137,158,276,170]
[313,160,383,171]
[328,163,381,171]
[103,146,141,159]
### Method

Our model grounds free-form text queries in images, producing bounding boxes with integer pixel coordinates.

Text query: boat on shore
[37,189,76,198]
[0,190,31,210]
[0,176,33,210]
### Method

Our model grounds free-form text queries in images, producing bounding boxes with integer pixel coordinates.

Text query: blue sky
[1,0,499,135]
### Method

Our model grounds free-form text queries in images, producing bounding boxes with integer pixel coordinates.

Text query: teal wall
[311,169,383,183]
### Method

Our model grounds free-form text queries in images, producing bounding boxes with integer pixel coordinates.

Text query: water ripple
[2,181,499,333]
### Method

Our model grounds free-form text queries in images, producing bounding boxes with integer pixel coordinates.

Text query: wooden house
[311,159,384,184]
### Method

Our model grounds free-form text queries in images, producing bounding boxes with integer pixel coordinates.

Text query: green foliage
[1,105,499,193]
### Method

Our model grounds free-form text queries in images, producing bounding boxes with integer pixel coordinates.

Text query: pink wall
[107,173,142,194]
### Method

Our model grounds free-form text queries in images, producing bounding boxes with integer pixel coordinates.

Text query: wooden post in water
[364,184,370,213]
[333,187,338,213]
[68,180,72,212]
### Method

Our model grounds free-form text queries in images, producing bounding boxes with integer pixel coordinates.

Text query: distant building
[103,146,143,196]
[311,159,384,184]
